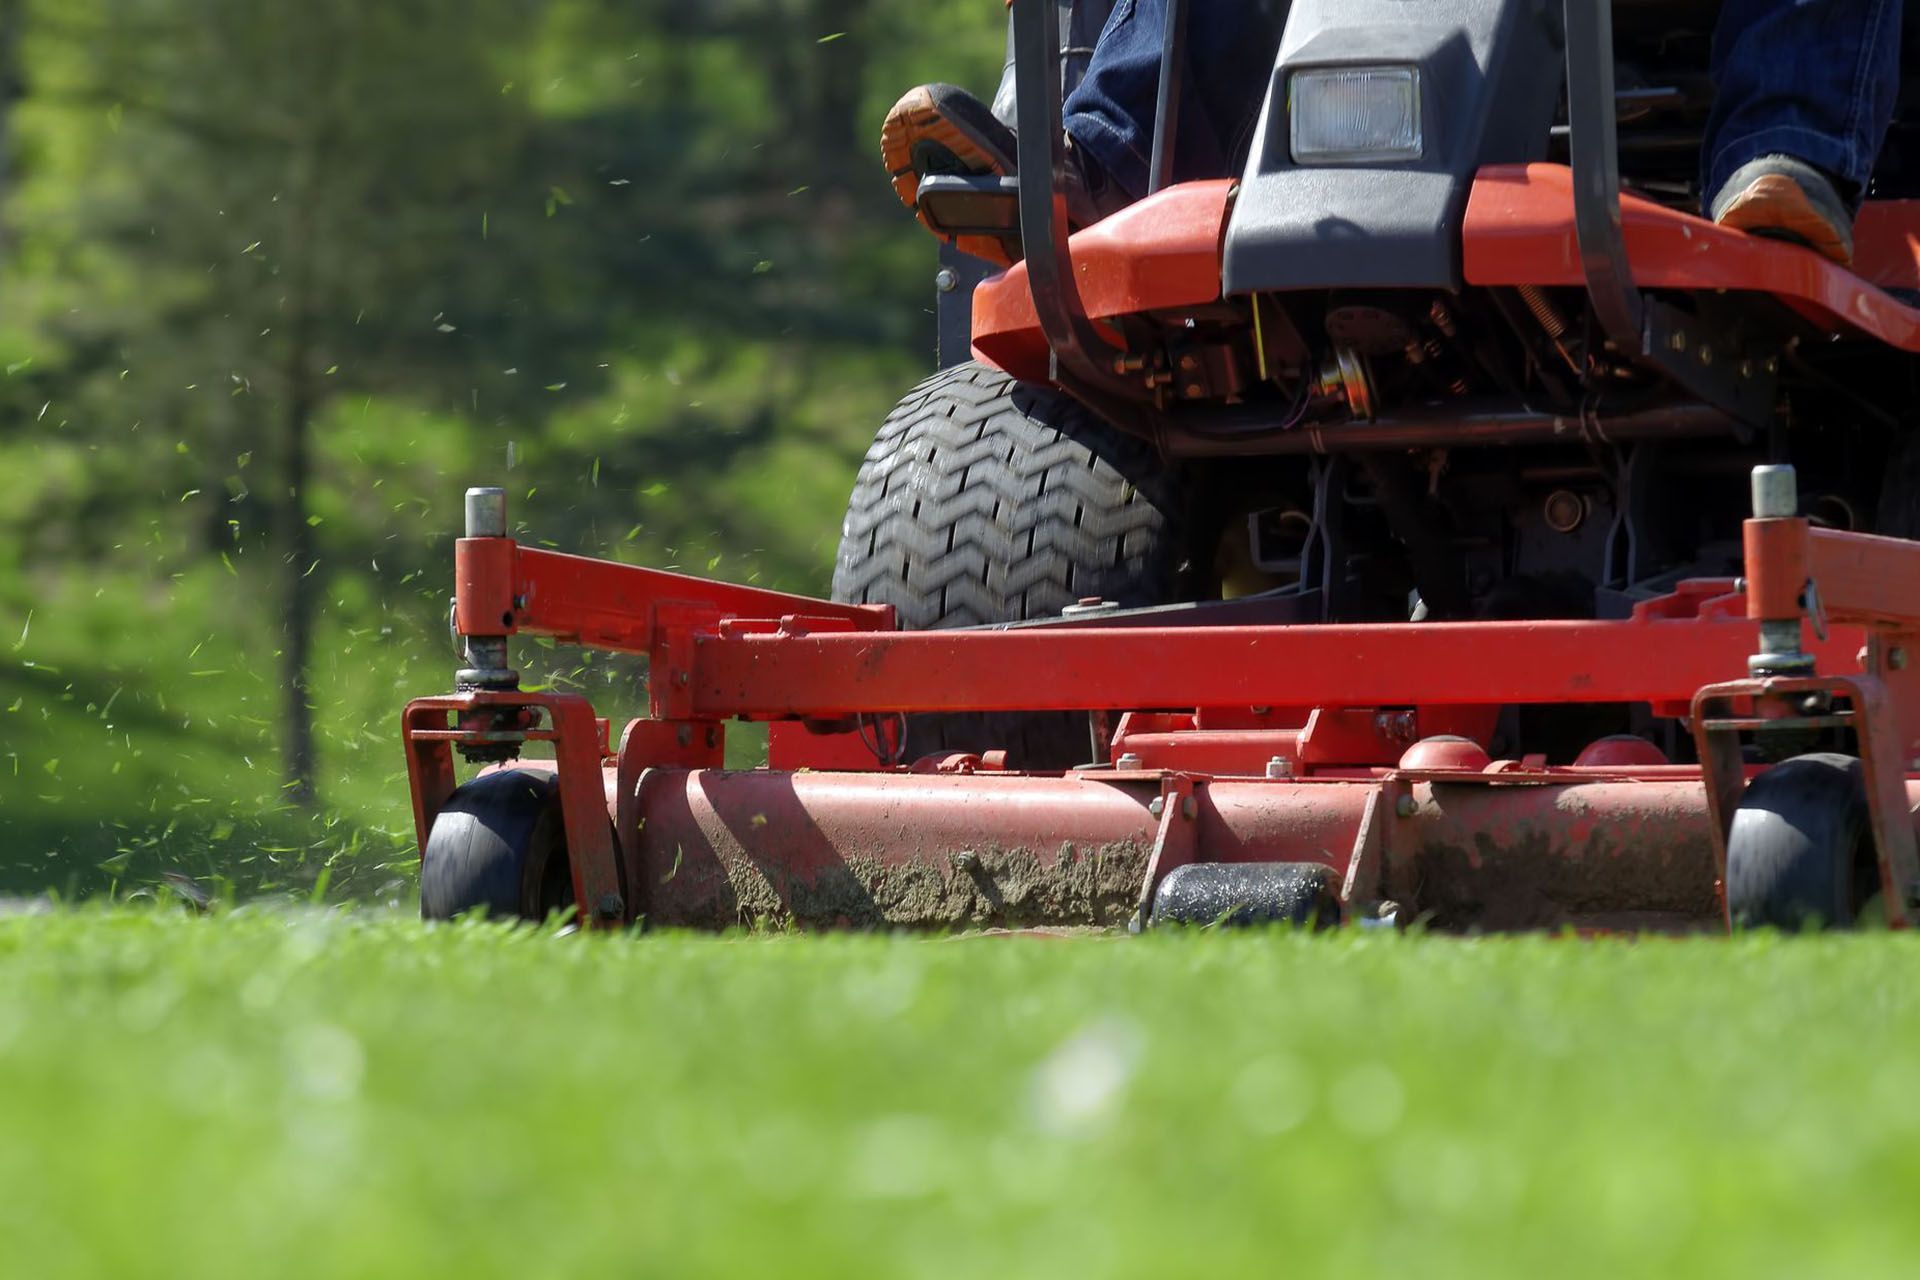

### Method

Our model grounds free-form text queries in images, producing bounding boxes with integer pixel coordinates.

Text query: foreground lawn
[1,912,1916,1278]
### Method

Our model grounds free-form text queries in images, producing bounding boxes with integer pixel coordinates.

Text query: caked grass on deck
[0,912,1915,1278]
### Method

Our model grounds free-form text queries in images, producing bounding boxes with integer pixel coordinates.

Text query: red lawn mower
[405,0,1920,933]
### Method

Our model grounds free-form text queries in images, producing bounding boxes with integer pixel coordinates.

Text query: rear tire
[832,361,1194,768]
[1725,752,1877,931]
[420,769,577,924]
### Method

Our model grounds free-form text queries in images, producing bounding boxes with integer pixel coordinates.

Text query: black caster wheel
[421,769,577,923]
[1726,753,1878,931]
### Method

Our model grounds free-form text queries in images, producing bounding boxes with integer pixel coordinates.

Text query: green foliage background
[0,0,1008,898]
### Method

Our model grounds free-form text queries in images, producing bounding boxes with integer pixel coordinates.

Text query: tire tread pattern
[831,362,1190,766]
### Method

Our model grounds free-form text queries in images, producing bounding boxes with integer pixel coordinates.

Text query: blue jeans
[1703,0,1904,204]
[1062,0,1282,199]
[1060,0,1903,208]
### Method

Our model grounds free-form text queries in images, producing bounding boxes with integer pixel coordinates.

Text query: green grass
[3,911,1918,1278]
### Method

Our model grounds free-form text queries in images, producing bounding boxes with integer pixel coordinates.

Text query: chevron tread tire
[831,362,1193,768]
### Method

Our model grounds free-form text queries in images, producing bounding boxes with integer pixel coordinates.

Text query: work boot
[1710,154,1855,266]
[882,83,1132,267]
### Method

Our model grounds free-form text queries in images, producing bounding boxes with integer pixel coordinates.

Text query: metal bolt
[673,671,690,688]
[676,725,693,748]
[705,727,720,748]
[1669,331,1687,353]
[595,893,625,922]
[465,486,508,538]
[1181,795,1197,820]
[1117,752,1144,771]
[952,849,981,873]
[1265,756,1293,779]
[1892,647,1909,671]
[1395,794,1417,818]
[1699,345,1713,366]
[1740,359,1753,378]
[934,268,958,294]
[1148,796,1165,819]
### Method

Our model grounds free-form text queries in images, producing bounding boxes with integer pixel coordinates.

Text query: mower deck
[406,477,1920,934]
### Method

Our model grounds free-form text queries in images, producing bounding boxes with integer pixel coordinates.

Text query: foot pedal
[917,174,1022,256]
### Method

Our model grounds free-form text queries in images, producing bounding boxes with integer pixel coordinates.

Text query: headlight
[1290,67,1422,164]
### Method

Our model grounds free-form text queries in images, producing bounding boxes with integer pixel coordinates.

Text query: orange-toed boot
[1710,154,1855,266]
[882,82,1127,268]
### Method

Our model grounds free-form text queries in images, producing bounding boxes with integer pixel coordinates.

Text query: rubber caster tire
[1726,752,1877,931]
[1148,862,1342,929]
[421,769,577,923]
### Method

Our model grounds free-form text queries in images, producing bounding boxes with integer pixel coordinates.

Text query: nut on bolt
[595,893,625,922]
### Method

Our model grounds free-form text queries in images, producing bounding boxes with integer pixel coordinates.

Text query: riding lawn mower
[405,0,1920,933]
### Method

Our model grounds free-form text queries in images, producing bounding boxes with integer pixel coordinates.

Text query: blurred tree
[0,0,19,251]
[0,0,1007,892]
[11,0,538,802]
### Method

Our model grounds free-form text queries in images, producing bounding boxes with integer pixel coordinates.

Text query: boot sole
[881,86,1016,268]
[1715,174,1854,265]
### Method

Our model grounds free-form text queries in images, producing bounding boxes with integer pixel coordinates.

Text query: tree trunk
[804,0,872,188]
[0,0,22,258]
[278,320,317,806]
[278,142,322,807]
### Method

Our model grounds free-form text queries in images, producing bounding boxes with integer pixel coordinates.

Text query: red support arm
[670,612,1864,720]
[454,538,894,653]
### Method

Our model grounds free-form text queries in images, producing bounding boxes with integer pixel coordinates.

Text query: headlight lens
[1290,67,1423,164]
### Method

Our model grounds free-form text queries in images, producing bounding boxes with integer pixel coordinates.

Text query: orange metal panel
[971,179,1235,381]
[1464,164,1920,348]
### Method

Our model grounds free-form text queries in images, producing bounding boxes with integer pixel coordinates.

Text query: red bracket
[1133,775,1200,925]
[403,691,626,929]
[1693,674,1919,929]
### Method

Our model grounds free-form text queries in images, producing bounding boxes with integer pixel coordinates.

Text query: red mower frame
[404,466,1920,934]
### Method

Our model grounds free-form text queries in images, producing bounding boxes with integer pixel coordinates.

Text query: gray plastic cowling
[1223,0,1564,294]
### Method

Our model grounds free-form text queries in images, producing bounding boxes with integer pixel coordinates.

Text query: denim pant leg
[1062,0,1284,200]
[1702,0,1903,204]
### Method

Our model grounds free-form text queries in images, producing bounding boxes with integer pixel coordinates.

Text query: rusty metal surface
[630,769,1159,930]
[618,766,1745,933]
[1387,780,1720,931]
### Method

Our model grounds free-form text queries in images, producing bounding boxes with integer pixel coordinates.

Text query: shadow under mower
[406,0,1920,935]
